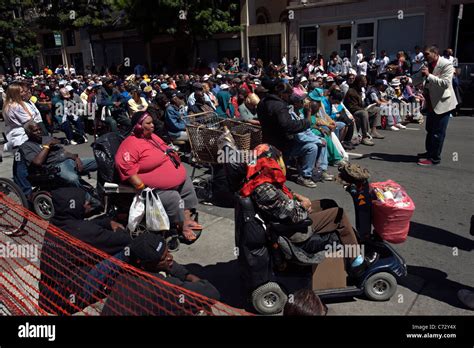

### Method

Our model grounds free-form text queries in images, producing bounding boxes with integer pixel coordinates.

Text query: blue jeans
[425,111,450,164]
[56,158,97,187]
[316,143,329,171]
[335,122,346,139]
[285,141,319,178]
[83,250,126,303]
[13,151,32,197]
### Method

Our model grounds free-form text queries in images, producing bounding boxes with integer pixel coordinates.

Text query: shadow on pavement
[185,260,247,309]
[409,221,473,251]
[367,153,419,163]
[402,265,474,310]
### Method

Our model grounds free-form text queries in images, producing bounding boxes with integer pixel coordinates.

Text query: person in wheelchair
[239,143,373,277]
[114,111,202,243]
[20,120,98,192]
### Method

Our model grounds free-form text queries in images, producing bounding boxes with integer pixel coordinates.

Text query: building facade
[241,0,473,65]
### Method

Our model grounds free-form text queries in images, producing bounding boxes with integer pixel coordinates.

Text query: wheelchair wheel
[0,178,29,236]
[32,192,54,220]
[363,272,397,301]
[251,282,288,315]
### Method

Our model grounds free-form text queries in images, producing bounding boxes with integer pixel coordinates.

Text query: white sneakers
[396,124,407,129]
[390,126,400,131]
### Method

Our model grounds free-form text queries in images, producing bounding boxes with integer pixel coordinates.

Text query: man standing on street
[414,46,458,166]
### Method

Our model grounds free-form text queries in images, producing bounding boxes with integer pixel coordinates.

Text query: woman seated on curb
[239,143,376,277]
[115,111,202,242]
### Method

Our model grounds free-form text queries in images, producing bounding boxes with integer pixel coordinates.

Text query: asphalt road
[1,116,473,315]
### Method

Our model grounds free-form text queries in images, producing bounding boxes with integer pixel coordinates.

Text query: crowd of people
[1,42,468,314]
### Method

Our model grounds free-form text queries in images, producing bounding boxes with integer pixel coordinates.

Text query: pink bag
[370,180,415,244]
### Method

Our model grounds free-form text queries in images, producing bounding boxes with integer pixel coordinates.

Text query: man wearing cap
[96,79,132,133]
[414,45,458,166]
[257,81,317,188]
[165,92,189,141]
[101,233,220,315]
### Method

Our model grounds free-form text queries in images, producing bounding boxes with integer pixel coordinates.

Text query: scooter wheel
[251,282,288,315]
[363,272,397,301]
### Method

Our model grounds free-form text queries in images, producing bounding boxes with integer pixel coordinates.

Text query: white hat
[220,84,229,90]
[65,85,74,91]
[300,76,308,83]
[216,74,223,79]
[254,79,261,85]
[203,74,210,81]
[390,78,401,87]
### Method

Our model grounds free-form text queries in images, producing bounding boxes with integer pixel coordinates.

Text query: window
[300,27,317,59]
[337,26,351,40]
[357,23,374,37]
[43,33,56,49]
[66,30,76,47]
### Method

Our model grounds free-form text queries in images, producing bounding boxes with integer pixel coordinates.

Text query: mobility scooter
[234,163,408,315]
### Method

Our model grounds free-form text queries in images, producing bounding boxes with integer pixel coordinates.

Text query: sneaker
[371,131,385,139]
[70,140,78,145]
[396,124,406,129]
[296,176,318,188]
[457,289,474,309]
[361,138,374,146]
[390,125,400,131]
[321,171,334,181]
[417,159,436,166]
[83,135,89,143]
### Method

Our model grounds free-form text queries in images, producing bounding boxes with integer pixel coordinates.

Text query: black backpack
[92,132,125,185]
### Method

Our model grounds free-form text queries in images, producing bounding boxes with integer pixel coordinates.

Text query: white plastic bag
[331,132,349,162]
[127,192,146,232]
[145,188,170,231]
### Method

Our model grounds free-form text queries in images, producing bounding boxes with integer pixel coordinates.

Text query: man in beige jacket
[413,45,458,166]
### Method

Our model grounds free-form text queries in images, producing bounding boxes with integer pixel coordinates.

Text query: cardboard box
[312,257,347,290]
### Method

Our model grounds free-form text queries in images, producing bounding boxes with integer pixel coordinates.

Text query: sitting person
[188,90,215,115]
[372,79,405,131]
[164,92,189,142]
[115,111,202,242]
[238,93,260,125]
[101,233,220,315]
[20,120,97,190]
[127,87,149,115]
[326,89,356,150]
[240,144,375,277]
[307,94,347,168]
[39,187,131,314]
[288,94,333,182]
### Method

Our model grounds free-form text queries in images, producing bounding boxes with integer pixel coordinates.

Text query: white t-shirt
[376,56,390,75]
[412,52,424,72]
[281,56,288,73]
[357,61,368,76]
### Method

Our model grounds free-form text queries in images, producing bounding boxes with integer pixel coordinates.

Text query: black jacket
[39,187,132,314]
[257,94,311,151]
[101,262,220,315]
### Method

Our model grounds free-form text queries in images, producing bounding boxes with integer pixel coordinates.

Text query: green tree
[36,0,118,69]
[0,0,40,73]
[112,0,240,67]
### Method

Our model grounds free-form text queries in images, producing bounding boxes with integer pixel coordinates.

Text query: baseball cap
[220,84,229,90]
[129,233,167,263]
[160,83,169,90]
[143,86,153,93]
[65,85,74,92]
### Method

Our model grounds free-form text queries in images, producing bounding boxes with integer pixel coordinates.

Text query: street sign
[54,33,62,46]
[458,4,463,19]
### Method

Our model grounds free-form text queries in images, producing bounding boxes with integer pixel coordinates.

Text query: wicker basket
[223,119,262,150]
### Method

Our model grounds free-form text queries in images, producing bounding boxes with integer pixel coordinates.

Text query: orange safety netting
[0,193,251,316]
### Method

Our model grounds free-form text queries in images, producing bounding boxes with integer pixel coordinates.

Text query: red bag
[370,180,415,243]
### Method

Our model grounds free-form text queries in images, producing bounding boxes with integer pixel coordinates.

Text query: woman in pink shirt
[115,111,202,242]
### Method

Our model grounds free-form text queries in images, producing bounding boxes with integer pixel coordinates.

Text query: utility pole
[454,4,463,58]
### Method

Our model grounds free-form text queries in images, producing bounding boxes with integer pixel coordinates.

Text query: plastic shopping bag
[145,188,170,231]
[370,180,415,244]
[127,192,145,232]
[331,132,349,162]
